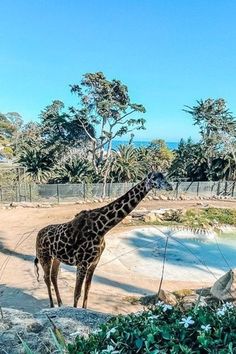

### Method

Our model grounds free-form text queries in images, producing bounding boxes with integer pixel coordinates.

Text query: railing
[0,181,235,204]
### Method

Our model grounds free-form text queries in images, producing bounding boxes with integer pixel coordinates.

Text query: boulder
[211,269,236,301]
[140,290,178,306]
[142,212,159,223]
[159,194,168,201]
[122,215,133,224]
[0,307,109,353]
[158,289,178,306]
[181,294,207,310]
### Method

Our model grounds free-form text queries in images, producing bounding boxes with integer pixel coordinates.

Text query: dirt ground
[0,199,235,315]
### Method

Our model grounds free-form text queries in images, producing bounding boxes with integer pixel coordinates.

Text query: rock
[0,307,109,353]
[173,288,195,298]
[142,212,158,223]
[140,290,177,306]
[211,269,236,301]
[158,289,178,306]
[75,200,84,204]
[181,293,207,310]
[153,196,160,200]
[122,215,133,224]
[159,194,168,201]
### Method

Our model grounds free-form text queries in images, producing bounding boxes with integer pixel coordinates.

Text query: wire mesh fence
[0,181,235,204]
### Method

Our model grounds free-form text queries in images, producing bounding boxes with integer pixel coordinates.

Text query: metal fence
[0,181,235,204]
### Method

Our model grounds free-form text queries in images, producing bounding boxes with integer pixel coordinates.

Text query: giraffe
[34,172,172,308]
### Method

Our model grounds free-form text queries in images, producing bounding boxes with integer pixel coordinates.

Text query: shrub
[68,302,236,353]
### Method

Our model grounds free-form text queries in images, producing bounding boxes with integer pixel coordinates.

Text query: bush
[68,302,236,353]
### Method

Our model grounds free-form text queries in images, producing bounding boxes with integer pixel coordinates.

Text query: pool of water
[118,227,236,282]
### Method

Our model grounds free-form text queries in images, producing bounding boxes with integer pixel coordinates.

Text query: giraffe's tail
[34,257,40,282]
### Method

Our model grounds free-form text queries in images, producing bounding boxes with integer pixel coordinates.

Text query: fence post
[108,182,111,198]
[197,181,200,197]
[232,181,235,198]
[83,183,86,200]
[57,184,60,204]
[0,186,2,202]
[224,181,228,196]
[175,182,179,198]
[217,181,221,196]
[29,184,32,202]
[15,185,18,202]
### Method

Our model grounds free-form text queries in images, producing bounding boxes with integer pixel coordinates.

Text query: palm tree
[52,157,95,183]
[110,145,143,182]
[18,145,54,183]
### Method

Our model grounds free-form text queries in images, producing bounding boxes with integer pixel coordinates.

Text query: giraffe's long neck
[97,177,151,232]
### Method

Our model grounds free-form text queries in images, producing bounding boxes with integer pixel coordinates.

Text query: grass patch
[181,208,236,229]
[125,208,236,231]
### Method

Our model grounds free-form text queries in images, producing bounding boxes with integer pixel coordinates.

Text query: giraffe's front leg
[82,261,99,309]
[73,264,87,308]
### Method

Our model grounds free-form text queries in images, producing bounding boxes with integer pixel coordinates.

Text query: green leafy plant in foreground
[68,302,236,354]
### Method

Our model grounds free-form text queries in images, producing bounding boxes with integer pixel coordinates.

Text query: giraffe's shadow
[0,284,49,313]
[0,237,35,262]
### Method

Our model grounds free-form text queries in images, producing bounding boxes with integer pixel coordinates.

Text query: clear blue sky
[1,0,236,142]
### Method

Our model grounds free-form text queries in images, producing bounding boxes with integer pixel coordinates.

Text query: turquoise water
[111,140,178,150]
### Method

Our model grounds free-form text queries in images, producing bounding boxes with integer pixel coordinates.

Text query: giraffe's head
[146,172,173,191]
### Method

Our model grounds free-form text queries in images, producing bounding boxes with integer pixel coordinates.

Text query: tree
[0,113,16,159]
[40,100,95,152]
[168,139,209,181]
[51,157,95,184]
[69,72,146,194]
[18,145,54,183]
[5,112,23,153]
[137,139,174,175]
[110,145,143,182]
[184,98,236,180]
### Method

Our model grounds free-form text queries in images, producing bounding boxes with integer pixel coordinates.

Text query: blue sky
[1,0,236,142]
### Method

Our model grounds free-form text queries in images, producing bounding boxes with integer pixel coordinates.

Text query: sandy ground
[0,199,236,315]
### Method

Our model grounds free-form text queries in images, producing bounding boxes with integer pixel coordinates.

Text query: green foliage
[140,139,174,173]
[110,145,143,182]
[0,112,21,159]
[171,98,236,181]
[183,208,236,227]
[68,302,236,353]
[18,145,54,183]
[51,157,95,183]
[70,72,146,180]
[161,208,236,230]
[40,100,95,150]
[169,139,209,181]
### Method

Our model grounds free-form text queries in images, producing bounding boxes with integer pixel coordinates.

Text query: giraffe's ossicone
[35,172,172,308]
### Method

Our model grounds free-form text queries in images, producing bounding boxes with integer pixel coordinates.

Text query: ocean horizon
[111,140,179,150]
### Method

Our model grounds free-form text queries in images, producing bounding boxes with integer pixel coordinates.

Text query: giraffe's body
[35,172,172,308]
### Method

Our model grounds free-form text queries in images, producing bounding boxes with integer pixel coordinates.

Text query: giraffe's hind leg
[39,256,54,307]
[73,264,87,308]
[51,258,63,307]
